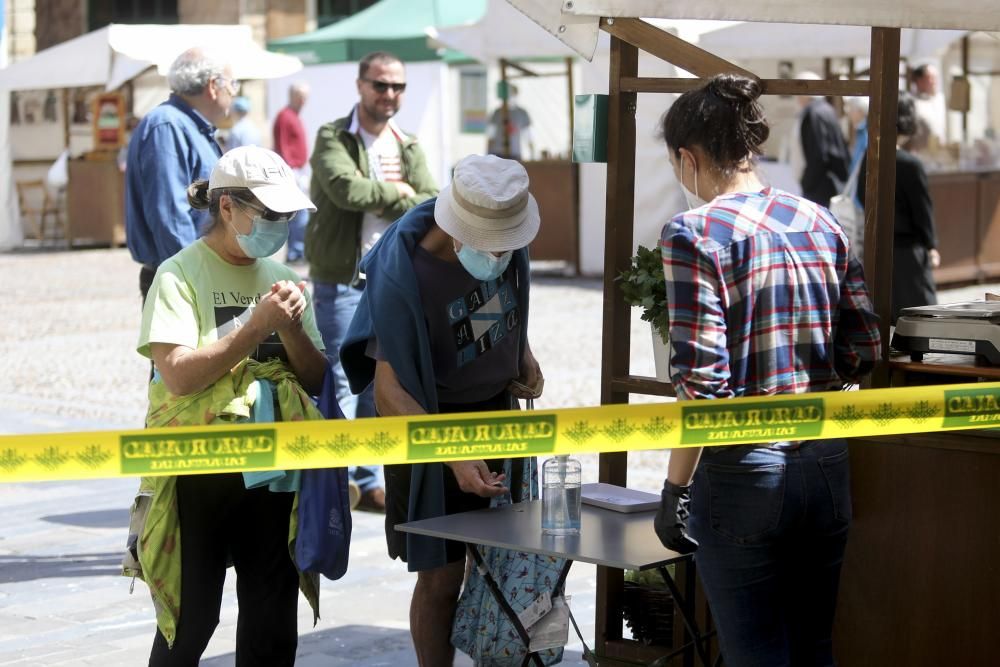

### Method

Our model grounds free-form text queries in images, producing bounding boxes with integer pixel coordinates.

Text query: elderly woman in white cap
[133,145,326,666]
[342,153,543,666]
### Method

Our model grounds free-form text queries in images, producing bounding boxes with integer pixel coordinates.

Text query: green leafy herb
[617,244,669,344]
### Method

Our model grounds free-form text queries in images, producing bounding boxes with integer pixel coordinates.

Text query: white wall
[577,45,688,277]
[447,60,577,171]
[0,89,22,250]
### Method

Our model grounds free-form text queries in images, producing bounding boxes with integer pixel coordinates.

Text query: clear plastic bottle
[542,455,582,536]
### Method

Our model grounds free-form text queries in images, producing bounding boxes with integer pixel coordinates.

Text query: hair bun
[187,180,212,210]
[659,72,770,173]
[708,74,762,104]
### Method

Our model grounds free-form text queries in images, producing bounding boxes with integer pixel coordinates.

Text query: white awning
[697,23,967,61]
[0,24,302,92]
[428,0,578,62]
[509,0,1000,60]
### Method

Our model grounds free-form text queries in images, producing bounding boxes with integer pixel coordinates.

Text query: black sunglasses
[363,78,407,94]
[232,196,292,223]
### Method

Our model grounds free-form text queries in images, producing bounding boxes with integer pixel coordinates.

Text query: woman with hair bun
[133,145,327,665]
[651,74,882,665]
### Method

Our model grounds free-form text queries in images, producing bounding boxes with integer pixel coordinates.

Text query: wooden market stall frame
[594,17,902,665]
[499,56,582,273]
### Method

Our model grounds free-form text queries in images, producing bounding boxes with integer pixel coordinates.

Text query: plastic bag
[829,158,865,258]
[294,365,352,580]
[527,595,571,653]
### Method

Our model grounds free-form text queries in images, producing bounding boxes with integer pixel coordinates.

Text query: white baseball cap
[434,154,540,252]
[209,146,316,213]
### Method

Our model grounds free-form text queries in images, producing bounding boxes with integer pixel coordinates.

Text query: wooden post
[863,27,901,388]
[62,88,71,150]
[596,32,638,655]
[500,58,512,157]
[566,55,581,274]
[962,35,970,143]
[566,56,575,159]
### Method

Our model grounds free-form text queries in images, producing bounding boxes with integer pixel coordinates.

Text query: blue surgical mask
[454,241,513,281]
[230,201,290,258]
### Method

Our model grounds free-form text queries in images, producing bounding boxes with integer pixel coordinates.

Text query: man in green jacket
[306,51,438,509]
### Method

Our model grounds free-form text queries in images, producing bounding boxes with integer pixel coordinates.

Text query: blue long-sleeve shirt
[125,95,222,267]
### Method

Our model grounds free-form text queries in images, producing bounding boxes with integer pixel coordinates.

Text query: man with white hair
[125,47,236,302]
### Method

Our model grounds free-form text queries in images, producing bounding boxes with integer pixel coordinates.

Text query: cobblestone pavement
[2,247,993,665]
[0,247,670,666]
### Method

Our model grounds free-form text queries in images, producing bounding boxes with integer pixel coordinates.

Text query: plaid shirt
[660,187,881,401]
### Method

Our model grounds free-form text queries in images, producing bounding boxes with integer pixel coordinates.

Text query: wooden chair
[16,179,67,246]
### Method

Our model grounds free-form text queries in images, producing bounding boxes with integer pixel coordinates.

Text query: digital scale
[891,301,1000,364]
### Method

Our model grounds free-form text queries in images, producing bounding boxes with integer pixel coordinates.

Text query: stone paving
[2,246,993,665]
[0,247,670,666]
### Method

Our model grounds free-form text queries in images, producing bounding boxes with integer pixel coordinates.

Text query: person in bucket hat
[341,153,544,666]
[136,145,326,665]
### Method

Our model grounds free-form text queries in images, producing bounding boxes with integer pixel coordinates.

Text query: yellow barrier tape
[2,381,999,483]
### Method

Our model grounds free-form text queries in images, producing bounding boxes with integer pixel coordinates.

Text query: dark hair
[186,180,254,228]
[910,64,931,83]
[897,90,918,137]
[359,51,402,79]
[659,74,770,174]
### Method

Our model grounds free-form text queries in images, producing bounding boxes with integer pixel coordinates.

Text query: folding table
[398,500,716,666]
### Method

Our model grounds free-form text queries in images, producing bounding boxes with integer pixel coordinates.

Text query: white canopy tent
[0,24,302,250]
[427,0,578,60]
[697,22,966,61]
[509,0,1000,60]
[429,4,739,274]
[0,24,302,93]
[498,2,1000,274]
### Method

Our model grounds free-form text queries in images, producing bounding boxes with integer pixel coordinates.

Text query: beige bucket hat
[434,154,540,252]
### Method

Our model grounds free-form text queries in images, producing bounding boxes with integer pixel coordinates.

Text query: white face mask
[680,154,709,210]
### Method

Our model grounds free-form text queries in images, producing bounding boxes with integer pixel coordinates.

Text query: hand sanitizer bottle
[542,455,582,535]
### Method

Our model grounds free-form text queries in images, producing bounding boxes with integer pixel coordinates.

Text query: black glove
[653,479,699,554]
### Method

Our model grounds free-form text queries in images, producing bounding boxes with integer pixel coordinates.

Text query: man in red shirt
[273,82,310,262]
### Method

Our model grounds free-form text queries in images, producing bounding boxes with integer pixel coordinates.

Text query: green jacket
[123,359,323,647]
[305,108,439,284]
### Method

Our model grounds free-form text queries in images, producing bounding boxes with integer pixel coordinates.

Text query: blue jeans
[286,208,308,262]
[312,281,381,492]
[688,439,851,667]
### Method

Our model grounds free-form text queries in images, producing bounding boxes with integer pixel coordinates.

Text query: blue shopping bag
[295,365,352,580]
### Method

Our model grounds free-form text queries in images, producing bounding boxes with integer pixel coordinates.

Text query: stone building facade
[16,0,310,56]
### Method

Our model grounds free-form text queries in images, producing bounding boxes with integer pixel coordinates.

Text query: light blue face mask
[230,201,290,258]
[454,241,513,281]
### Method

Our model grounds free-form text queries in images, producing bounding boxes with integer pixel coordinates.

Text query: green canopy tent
[268,0,486,64]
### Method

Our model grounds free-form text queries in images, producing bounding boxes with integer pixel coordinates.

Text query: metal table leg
[658,564,713,667]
